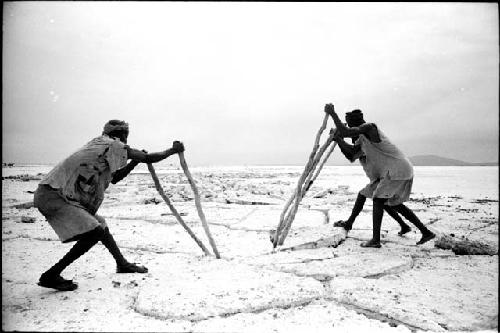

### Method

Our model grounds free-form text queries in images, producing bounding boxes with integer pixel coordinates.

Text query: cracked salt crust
[2,165,498,332]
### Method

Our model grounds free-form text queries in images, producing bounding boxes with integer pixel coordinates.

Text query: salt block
[434,234,497,255]
[193,298,414,333]
[104,217,219,256]
[200,205,259,227]
[274,224,346,250]
[265,252,413,280]
[328,256,498,332]
[134,258,325,321]
[2,239,193,332]
[247,248,338,268]
[213,228,276,258]
[277,228,348,252]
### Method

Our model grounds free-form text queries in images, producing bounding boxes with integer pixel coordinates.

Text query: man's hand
[324,103,336,116]
[172,141,185,154]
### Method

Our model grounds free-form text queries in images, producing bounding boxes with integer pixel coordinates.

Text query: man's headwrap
[345,109,364,126]
[102,120,129,136]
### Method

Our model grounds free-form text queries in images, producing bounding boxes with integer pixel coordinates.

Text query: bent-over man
[333,110,412,236]
[34,120,184,291]
[325,104,435,248]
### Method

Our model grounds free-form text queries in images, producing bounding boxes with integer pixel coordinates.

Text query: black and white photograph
[2,2,498,332]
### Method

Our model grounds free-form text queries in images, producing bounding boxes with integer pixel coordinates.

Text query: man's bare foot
[38,273,78,291]
[360,239,382,248]
[333,220,352,231]
[117,262,148,273]
[416,232,436,245]
[398,225,412,236]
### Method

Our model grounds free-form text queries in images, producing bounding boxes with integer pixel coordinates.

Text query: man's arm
[112,142,185,184]
[111,159,140,184]
[334,134,362,163]
[126,141,184,163]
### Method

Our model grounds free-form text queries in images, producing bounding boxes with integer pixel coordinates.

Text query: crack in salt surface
[131,282,423,333]
[467,220,498,232]
[118,244,195,256]
[245,255,424,331]
[331,300,425,333]
[247,259,338,283]
[131,294,320,323]
[208,220,317,234]
[363,260,414,279]
[101,215,191,227]
[236,207,259,224]
[208,222,272,233]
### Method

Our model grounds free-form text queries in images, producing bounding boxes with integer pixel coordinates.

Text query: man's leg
[383,206,411,235]
[334,192,367,231]
[393,204,435,245]
[39,226,105,291]
[361,197,385,248]
[100,226,148,273]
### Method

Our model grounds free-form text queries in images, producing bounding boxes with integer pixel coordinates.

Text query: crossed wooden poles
[272,114,338,248]
[147,114,335,254]
[147,152,220,259]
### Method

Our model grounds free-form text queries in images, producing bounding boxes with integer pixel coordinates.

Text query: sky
[2,2,499,166]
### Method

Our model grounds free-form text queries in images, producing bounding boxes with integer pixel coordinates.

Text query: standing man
[324,104,435,248]
[34,120,184,291]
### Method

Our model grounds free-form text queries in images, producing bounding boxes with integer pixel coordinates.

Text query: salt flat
[2,165,498,332]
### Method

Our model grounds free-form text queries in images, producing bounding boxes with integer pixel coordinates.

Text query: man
[324,104,435,248]
[333,110,412,236]
[34,120,184,291]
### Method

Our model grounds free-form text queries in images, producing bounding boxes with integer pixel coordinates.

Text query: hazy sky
[3,2,498,166]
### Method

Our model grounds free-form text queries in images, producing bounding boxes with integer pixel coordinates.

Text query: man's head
[103,120,129,143]
[345,109,365,127]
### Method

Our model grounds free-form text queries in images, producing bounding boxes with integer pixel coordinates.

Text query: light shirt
[40,135,128,214]
[355,125,413,182]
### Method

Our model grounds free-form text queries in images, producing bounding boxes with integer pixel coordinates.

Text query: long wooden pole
[278,136,335,245]
[147,163,212,256]
[178,152,221,259]
[273,114,339,248]
[273,114,329,248]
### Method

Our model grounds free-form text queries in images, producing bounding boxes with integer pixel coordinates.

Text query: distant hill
[409,155,498,166]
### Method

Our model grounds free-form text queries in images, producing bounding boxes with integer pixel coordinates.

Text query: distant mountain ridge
[409,155,498,166]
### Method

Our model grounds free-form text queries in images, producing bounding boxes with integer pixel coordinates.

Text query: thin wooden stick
[147,163,212,256]
[301,139,337,197]
[178,152,221,259]
[306,141,338,192]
